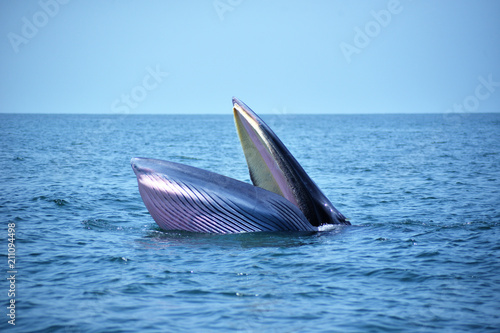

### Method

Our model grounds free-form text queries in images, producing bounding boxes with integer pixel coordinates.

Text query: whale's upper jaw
[232,97,348,226]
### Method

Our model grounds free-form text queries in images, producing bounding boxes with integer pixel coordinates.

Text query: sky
[0,0,499,114]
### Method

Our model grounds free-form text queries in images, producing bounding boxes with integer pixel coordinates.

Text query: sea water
[1,113,499,332]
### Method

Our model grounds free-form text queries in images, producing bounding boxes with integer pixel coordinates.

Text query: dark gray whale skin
[131,98,349,233]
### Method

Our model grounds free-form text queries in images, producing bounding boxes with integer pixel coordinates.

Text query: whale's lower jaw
[132,158,317,233]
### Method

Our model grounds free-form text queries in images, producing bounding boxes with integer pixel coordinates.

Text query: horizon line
[1,112,500,116]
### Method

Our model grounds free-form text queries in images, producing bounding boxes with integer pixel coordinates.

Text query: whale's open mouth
[233,100,299,207]
[233,97,348,227]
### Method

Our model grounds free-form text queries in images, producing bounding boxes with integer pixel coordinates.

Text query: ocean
[1,112,499,332]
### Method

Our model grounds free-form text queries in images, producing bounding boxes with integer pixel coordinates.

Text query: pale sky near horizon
[1,0,499,114]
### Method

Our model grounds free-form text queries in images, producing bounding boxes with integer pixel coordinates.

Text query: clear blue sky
[1,0,499,114]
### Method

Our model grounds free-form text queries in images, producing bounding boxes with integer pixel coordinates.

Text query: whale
[131,97,349,233]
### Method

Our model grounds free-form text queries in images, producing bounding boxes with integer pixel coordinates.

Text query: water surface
[1,113,499,332]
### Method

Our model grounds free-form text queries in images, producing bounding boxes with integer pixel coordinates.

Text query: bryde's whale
[131,98,349,233]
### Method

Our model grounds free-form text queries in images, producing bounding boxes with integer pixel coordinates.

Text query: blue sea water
[1,112,499,332]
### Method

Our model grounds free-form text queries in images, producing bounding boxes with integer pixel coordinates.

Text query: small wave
[317,224,347,233]
[32,195,48,201]
[109,256,131,263]
[53,198,69,206]
[81,219,126,231]
[31,195,69,206]
[364,267,429,283]
[415,250,440,258]
[361,219,429,228]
